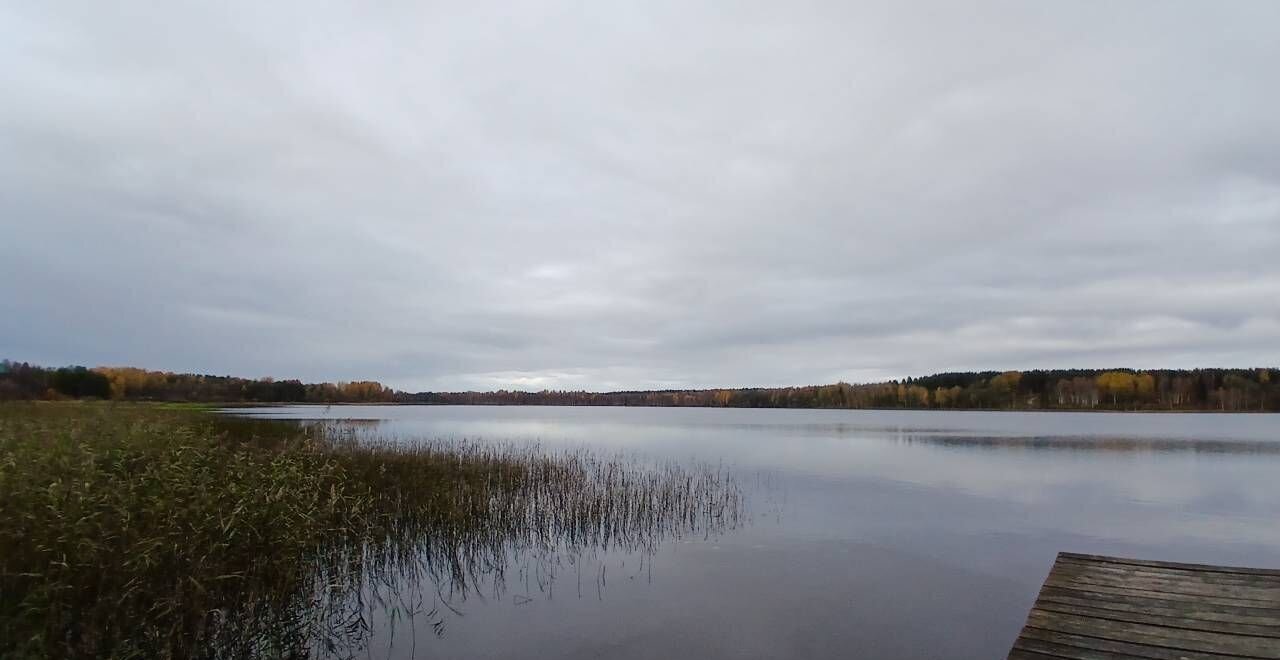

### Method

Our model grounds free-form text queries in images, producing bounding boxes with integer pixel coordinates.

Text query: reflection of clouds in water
[778,443,1280,551]
[826,437,1278,510]
[215,405,1280,657]
[222,407,1280,521]
[224,406,1280,439]
[888,432,1280,454]
[306,441,743,656]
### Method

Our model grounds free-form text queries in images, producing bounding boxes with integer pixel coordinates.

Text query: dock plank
[1036,587,1280,627]
[1059,553,1280,578]
[1055,558,1280,587]
[1041,575,1280,609]
[1033,600,1280,638]
[1052,566,1280,602]
[1015,627,1239,660]
[1008,553,1280,659]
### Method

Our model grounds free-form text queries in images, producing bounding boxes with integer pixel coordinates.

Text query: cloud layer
[3,1,1278,390]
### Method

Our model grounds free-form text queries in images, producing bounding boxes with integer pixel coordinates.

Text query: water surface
[226,406,1280,659]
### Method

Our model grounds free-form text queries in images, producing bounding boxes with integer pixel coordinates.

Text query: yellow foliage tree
[990,371,1023,407]
[1135,373,1155,399]
[1096,371,1137,405]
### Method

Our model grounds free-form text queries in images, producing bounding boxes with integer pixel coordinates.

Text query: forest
[0,362,394,403]
[408,368,1280,412]
[2,360,1277,411]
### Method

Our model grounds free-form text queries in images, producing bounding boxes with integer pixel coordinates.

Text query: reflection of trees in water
[298,418,385,430]
[889,432,1280,454]
[212,442,744,659]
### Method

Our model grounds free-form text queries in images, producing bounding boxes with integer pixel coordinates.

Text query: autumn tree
[989,371,1023,408]
[1096,371,1137,406]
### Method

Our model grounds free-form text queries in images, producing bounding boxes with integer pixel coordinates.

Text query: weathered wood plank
[1008,553,1280,660]
[1051,565,1280,602]
[1015,635,1188,660]
[1056,557,1280,587]
[1059,553,1280,578]
[1034,599,1280,638]
[1041,574,1280,609]
[1008,649,1071,660]
[1017,627,1240,660]
[1052,560,1280,594]
[1037,586,1280,626]
[1026,609,1280,658]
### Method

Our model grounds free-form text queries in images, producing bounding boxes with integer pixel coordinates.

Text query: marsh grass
[0,403,742,659]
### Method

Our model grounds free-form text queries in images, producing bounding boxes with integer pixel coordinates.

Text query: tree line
[0,362,394,403]
[406,368,1280,412]
[2,360,1277,411]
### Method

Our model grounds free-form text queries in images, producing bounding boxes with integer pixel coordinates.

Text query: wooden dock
[1007,552,1280,659]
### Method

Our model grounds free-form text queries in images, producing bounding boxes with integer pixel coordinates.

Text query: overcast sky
[2,2,1278,391]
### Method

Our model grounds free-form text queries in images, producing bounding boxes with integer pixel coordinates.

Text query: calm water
[226,406,1280,659]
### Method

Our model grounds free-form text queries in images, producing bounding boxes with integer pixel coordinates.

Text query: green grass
[0,402,740,659]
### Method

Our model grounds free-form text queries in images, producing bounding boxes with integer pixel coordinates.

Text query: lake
[224,405,1280,659]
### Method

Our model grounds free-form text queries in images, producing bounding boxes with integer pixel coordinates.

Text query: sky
[2,2,1278,392]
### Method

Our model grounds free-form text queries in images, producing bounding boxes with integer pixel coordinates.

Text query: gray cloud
[2,1,1278,391]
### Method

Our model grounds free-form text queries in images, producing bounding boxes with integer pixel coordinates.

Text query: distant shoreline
[6,362,1277,413]
[216,401,1275,414]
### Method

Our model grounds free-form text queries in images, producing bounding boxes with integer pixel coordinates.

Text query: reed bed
[0,403,742,659]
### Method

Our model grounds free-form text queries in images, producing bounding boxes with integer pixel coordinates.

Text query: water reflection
[889,432,1280,454]
[220,406,1280,660]
[294,433,743,658]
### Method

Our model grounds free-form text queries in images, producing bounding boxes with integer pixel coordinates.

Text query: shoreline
[211,401,1277,414]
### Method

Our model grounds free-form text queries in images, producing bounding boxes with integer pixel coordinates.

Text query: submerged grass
[0,403,742,659]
